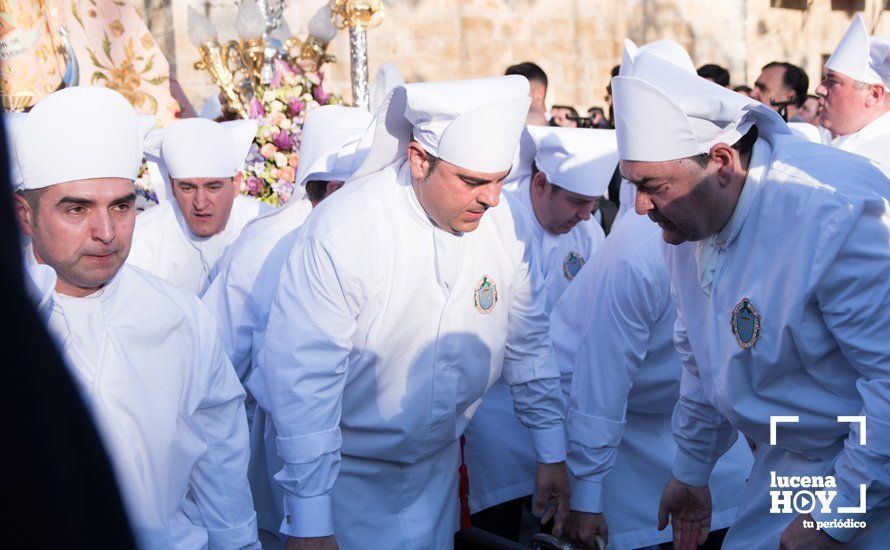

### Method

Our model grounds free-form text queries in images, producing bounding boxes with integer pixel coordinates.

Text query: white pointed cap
[353,75,531,179]
[619,38,696,77]
[295,105,374,187]
[613,51,790,162]
[4,112,28,188]
[161,118,258,179]
[13,87,148,190]
[528,126,617,197]
[825,14,890,87]
[370,62,405,112]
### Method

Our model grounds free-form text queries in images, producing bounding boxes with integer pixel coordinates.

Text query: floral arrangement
[241,59,342,206]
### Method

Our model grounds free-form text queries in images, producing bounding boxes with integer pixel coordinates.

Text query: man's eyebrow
[56,196,95,207]
[622,174,656,187]
[458,174,493,185]
[110,193,137,205]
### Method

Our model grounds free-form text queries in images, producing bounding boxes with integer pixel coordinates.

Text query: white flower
[262,90,276,103]
[270,100,286,113]
[258,126,273,140]
[279,118,292,130]
[306,73,320,86]
[274,151,288,168]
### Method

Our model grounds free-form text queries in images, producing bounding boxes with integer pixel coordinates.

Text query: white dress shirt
[128,195,272,295]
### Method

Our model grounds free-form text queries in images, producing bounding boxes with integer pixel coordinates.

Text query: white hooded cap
[295,105,374,187]
[13,86,148,191]
[613,50,790,162]
[825,14,890,87]
[528,126,617,197]
[161,118,258,179]
[353,75,531,179]
[370,62,406,113]
[619,38,696,77]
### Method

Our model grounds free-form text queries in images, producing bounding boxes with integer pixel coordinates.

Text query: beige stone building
[148,0,890,114]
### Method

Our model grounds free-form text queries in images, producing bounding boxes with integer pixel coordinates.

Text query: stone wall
[153,0,890,116]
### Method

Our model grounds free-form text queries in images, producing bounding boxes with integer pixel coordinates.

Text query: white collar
[830,111,890,151]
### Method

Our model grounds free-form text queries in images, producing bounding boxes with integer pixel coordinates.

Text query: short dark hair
[733,85,752,94]
[551,105,578,116]
[304,180,329,204]
[505,62,548,89]
[688,124,759,167]
[697,64,730,87]
[16,188,45,216]
[530,163,561,194]
[762,62,809,108]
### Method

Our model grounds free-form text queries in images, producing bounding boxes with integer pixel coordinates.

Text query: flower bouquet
[241,58,342,206]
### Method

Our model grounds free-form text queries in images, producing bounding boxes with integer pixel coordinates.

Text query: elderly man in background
[128,118,272,294]
[817,13,890,166]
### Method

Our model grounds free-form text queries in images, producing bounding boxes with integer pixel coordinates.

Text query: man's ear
[13,192,36,238]
[710,143,737,186]
[407,141,430,181]
[531,171,550,197]
[866,84,887,108]
[233,171,243,193]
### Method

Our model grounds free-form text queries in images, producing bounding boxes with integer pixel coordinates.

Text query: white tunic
[666,135,890,548]
[820,111,890,168]
[558,212,751,549]
[26,258,258,550]
[257,161,565,548]
[128,195,272,295]
[201,197,314,535]
[462,184,604,512]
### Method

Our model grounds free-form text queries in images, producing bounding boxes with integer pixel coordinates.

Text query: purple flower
[272,130,293,151]
[246,176,263,194]
[249,97,266,118]
[313,85,330,104]
[288,98,305,116]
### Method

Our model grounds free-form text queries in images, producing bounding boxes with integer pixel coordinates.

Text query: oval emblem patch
[563,251,585,281]
[731,298,761,349]
[474,275,498,314]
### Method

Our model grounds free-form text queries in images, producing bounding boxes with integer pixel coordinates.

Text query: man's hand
[779,514,843,549]
[565,510,608,549]
[285,535,338,550]
[657,476,712,550]
[533,461,571,537]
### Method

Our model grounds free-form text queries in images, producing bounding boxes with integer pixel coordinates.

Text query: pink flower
[288,152,299,168]
[260,143,278,159]
[278,165,296,183]
[272,130,293,151]
[271,59,297,89]
[313,85,331,104]
[288,98,305,116]
[245,176,263,194]
[249,96,266,118]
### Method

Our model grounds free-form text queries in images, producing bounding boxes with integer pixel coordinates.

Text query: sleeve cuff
[207,513,260,549]
[280,494,334,538]
[672,449,714,488]
[570,477,604,514]
[529,425,567,463]
[810,508,864,543]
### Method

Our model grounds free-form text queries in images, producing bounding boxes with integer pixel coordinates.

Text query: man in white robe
[11,86,258,549]
[462,126,612,538]
[128,118,272,294]
[556,210,752,549]
[258,76,569,550]
[201,105,373,548]
[614,50,890,549]
[817,14,890,166]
